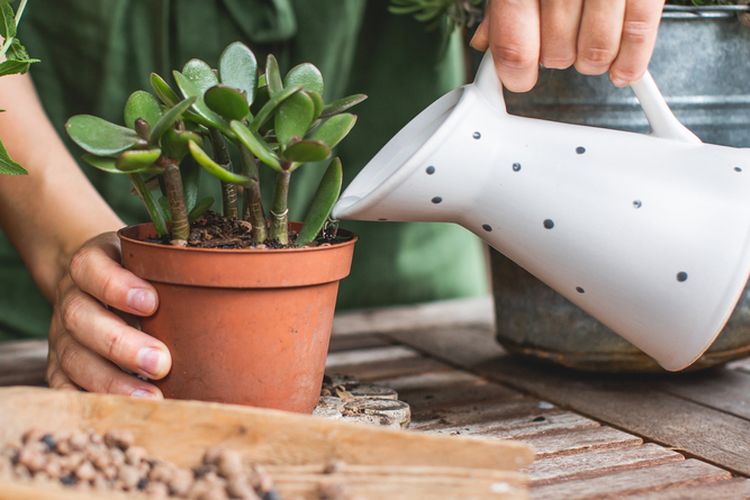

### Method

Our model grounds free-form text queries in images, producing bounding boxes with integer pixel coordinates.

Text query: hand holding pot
[470,0,665,92]
[48,232,171,398]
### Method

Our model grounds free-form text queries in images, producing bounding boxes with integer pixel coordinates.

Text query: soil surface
[151,212,350,249]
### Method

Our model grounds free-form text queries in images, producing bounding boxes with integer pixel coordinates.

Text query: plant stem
[209,129,239,219]
[162,160,190,245]
[240,146,267,243]
[269,168,290,245]
[14,0,29,25]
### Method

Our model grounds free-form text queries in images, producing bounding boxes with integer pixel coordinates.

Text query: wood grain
[622,477,750,499]
[522,427,643,458]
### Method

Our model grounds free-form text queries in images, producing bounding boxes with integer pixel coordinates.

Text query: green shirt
[0,0,486,340]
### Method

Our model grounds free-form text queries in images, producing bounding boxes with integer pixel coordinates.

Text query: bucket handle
[474,52,701,144]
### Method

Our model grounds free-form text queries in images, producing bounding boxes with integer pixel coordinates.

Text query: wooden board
[0,386,532,499]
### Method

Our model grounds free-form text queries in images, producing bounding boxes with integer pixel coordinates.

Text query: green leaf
[296,157,343,246]
[182,58,218,94]
[275,91,314,146]
[173,70,232,136]
[308,113,357,149]
[149,97,196,144]
[307,91,324,119]
[116,148,162,172]
[81,154,161,175]
[189,196,214,222]
[282,140,330,164]
[149,73,180,107]
[1,2,16,39]
[124,90,162,129]
[187,140,251,184]
[131,174,169,237]
[65,115,141,156]
[230,120,282,172]
[249,84,302,132]
[0,39,38,76]
[204,85,249,121]
[321,94,368,117]
[182,156,201,212]
[219,42,257,105]
[0,139,26,175]
[265,54,283,96]
[160,128,201,160]
[284,63,324,95]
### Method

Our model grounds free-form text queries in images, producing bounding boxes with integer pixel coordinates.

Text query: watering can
[332,53,750,371]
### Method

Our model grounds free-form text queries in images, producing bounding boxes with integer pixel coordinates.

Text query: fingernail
[127,288,156,314]
[137,347,170,378]
[611,77,628,88]
[131,389,160,399]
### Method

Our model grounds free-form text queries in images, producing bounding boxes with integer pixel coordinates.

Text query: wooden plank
[333,297,494,336]
[328,333,393,353]
[522,427,643,458]
[410,399,552,430]
[325,345,421,369]
[326,356,451,382]
[396,379,522,412]
[0,340,47,387]
[532,459,731,499]
[622,478,750,499]
[428,411,600,440]
[658,368,750,420]
[526,443,684,486]
[387,326,750,476]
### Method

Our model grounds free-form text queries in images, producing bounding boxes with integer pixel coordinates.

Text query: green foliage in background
[0,0,38,175]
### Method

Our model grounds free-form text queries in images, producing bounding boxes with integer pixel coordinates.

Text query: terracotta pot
[118,223,357,413]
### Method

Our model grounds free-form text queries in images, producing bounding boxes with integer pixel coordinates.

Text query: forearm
[0,73,123,301]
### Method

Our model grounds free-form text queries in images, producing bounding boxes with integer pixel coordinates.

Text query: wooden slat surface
[4,297,750,498]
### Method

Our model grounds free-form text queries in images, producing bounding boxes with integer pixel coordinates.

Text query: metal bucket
[492,5,750,372]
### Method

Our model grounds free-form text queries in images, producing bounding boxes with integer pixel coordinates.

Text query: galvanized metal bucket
[493,5,750,372]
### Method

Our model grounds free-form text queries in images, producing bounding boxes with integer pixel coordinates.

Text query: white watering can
[332,53,750,371]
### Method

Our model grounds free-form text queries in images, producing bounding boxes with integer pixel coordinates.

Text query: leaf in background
[275,91,314,145]
[149,73,180,107]
[181,155,201,213]
[131,174,169,237]
[0,2,16,39]
[149,97,196,144]
[189,196,214,222]
[187,140,251,184]
[124,90,162,128]
[308,113,357,149]
[321,94,368,117]
[284,63,324,95]
[249,84,302,132]
[265,54,283,96]
[306,91,324,119]
[219,42,258,105]
[116,148,162,172]
[182,58,218,94]
[230,120,282,172]
[296,157,343,246]
[282,140,330,164]
[205,85,249,121]
[0,139,26,175]
[65,115,141,156]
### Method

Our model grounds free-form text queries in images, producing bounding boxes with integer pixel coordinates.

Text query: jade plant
[65,42,366,247]
[0,0,38,175]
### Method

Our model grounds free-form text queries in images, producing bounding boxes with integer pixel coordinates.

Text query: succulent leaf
[149,73,180,107]
[230,120,282,172]
[306,91,324,119]
[182,59,218,94]
[321,94,368,117]
[116,148,162,172]
[188,140,251,184]
[65,115,141,156]
[219,42,258,105]
[282,140,331,164]
[124,91,162,129]
[249,84,303,132]
[205,85,250,121]
[149,97,196,144]
[284,63,324,95]
[275,91,314,146]
[131,174,169,237]
[265,54,283,95]
[308,113,357,149]
[173,70,233,137]
[296,157,343,246]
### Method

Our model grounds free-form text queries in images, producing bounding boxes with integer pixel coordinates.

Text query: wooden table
[3,297,750,499]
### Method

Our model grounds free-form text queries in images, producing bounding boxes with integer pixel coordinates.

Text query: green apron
[0,0,487,340]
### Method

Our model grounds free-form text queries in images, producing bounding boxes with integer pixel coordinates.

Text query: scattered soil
[148,212,351,250]
[1,428,348,499]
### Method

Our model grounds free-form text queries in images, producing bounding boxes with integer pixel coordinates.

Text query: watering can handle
[475,52,702,144]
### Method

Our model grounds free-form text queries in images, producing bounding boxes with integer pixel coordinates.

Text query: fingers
[609,0,664,86]
[60,287,171,379]
[486,0,541,93]
[575,0,627,75]
[68,232,158,316]
[54,332,163,398]
[539,0,583,69]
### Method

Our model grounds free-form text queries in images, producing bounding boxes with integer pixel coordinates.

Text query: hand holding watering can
[334,46,750,371]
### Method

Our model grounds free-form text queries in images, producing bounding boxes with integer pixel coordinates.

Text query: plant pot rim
[118,222,358,255]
